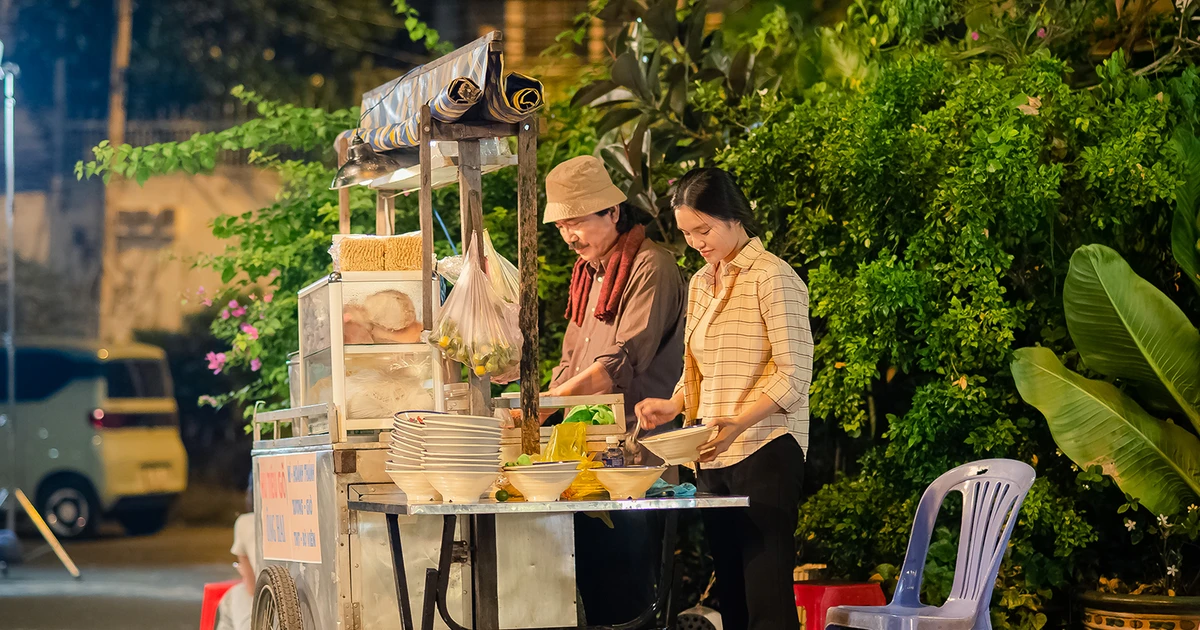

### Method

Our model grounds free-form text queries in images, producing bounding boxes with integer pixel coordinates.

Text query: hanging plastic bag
[430,240,522,381]
[543,423,606,500]
[481,229,520,304]
[436,230,520,304]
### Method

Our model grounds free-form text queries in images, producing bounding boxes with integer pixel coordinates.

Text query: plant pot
[1081,591,1200,630]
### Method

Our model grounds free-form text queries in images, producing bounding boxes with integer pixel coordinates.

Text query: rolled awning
[338,31,544,153]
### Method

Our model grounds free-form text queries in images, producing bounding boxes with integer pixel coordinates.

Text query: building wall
[100,166,279,341]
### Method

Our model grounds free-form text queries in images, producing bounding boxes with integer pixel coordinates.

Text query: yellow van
[0,339,187,539]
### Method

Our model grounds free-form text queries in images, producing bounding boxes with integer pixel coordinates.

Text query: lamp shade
[330,135,403,189]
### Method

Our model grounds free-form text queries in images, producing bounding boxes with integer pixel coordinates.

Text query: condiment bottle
[602,436,625,468]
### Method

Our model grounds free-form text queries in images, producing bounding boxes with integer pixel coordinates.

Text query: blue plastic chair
[826,459,1036,630]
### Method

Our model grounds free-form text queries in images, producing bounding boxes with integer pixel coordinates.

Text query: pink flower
[198,395,218,406]
[250,358,262,372]
[228,300,239,309]
[970,31,980,41]
[1036,27,1046,38]
[196,286,206,297]
[263,293,274,304]
[267,269,281,280]
[202,297,213,307]
[205,351,227,374]
[241,324,259,340]
[249,294,257,301]
[221,309,230,320]
[231,306,246,317]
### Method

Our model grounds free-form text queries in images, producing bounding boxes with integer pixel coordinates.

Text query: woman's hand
[636,396,684,430]
[698,417,750,462]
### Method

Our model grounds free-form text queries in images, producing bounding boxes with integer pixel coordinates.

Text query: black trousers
[575,510,661,625]
[697,436,804,630]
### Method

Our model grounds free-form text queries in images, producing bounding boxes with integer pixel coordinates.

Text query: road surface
[0,526,234,630]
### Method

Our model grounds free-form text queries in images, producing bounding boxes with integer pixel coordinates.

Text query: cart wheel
[253,566,304,630]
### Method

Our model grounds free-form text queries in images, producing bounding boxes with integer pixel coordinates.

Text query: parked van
[0,339,187,539]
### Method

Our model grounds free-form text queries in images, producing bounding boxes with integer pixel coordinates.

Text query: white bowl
[639,425,716,465]
[389,443,424,456]
[421,443,499,457]
[424,431,502,443]
[424,428,502,441]
[424,439,498,449]
[391,432,425,446]
[425,471,499,504]
[386,463,424,473]
[592,466,666,499]
[505,468,581,502]
[423,454,500,466]
[392,427,425,441]
[395,410,441,423]
[386,470,441,503]
[426,414,502,429]
[423,460,501,472]
[503,461,580,473]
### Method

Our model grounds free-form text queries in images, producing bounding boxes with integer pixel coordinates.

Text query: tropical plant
[1011,244,1200,516]
[1012,241,1200,594]
[1010,135,1200,594]
[559,0,804,235]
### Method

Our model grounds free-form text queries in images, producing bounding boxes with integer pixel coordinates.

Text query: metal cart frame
[349,492,750,630]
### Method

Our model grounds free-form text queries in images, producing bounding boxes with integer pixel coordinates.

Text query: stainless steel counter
[349,491,748,516]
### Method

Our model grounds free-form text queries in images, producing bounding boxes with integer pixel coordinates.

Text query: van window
[0,348,102,402]
[105,359,170,398]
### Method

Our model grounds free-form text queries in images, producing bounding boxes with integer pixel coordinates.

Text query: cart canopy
[339,31,544,153]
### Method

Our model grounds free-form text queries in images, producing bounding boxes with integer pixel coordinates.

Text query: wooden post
[335,135,351,234]
[458,139,485,256]
[376,192,394,235]
[419,107,435,331]
[458,138,491,417]
[516,118,540,455]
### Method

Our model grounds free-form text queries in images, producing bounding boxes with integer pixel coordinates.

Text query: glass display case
[296,270,445,440]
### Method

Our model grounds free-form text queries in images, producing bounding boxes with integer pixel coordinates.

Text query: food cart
[249,31,747,630]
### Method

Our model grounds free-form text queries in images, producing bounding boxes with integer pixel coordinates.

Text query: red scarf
[565,224,646,327]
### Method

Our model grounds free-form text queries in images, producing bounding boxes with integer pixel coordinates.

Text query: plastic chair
[199,579,241,630]
[826,459,1036,630]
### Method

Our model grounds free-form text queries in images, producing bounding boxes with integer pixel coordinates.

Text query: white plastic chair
[826,459,1036,630]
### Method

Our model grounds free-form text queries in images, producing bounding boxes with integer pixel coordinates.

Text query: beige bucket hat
[543,155,627,224]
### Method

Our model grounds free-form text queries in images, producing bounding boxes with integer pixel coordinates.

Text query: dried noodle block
[385,233,423,271]
[337,237,386,271]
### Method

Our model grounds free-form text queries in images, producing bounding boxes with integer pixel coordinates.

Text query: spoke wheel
[253,565,304,630]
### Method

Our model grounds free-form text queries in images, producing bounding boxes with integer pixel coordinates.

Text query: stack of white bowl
[421,414,503,503]
[387,411,442,502]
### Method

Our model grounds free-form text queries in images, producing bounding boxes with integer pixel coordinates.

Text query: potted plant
[1011,128,1200,626]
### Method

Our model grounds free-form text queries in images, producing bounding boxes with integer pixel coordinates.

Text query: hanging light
[329,134,404,189]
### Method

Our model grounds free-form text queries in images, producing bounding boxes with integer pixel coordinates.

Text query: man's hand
[698,417,749,463]
[635,396,684,430]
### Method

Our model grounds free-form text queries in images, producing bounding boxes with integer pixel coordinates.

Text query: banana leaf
[1063,244,1200,432]
[1012,347,1200,515]
[1171,127,1200,296]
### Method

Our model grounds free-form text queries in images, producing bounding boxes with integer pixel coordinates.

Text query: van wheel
[117,507,169,536]
[37,477,98,540]
[253,565,304,630]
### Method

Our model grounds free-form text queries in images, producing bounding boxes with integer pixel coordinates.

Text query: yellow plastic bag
[544,423,607,499]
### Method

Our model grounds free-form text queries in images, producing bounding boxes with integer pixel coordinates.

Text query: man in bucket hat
[543,155,685,625]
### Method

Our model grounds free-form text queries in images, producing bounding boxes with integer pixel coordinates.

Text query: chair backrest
[892,459,1036,622]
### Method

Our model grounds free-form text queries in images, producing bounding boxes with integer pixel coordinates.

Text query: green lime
[495,490,510,502]
[516,454,532,466]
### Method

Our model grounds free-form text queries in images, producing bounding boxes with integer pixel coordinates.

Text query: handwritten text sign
[257,453,323,563]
